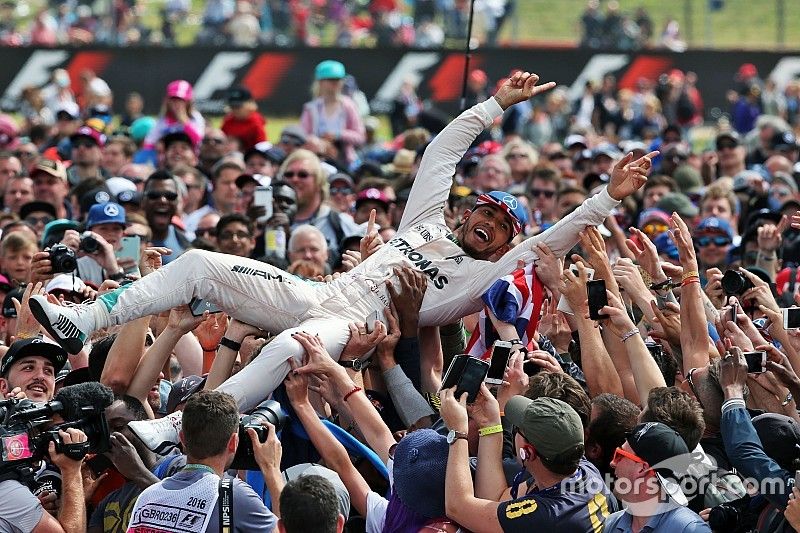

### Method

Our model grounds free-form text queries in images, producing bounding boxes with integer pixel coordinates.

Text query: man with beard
[30,72,656,412]
[141,170,191,264]
[0,337,67,402]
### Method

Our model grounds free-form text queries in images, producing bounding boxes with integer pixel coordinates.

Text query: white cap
[46,274,87,294]
[106,176,138,197]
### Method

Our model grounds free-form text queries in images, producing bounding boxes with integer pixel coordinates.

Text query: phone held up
[587,279,609,320]
[440,354,489,403]
[485,341,513,386]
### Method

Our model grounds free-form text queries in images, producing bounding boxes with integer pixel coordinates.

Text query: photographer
[126,390,278,532]
[75,202,129,286]
[0,428,88,533]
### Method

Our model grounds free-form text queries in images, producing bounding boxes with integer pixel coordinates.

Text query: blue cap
[392,429,448,518]
[315,60,346,81]
[86,202,126,228]
[475,191,528,236]
[653,232,679,260]
[694,216,734,240]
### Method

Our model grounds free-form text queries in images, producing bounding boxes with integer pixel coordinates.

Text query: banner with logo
[1,46,798,118]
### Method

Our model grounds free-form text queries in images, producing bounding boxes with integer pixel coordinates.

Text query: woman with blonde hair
[143,80,205,149]
[301,60,366,168]
[502,138,538,185]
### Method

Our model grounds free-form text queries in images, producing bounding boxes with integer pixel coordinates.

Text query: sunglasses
[145,190,178,201]
[72,139,97,149]
[195,227,216,238]
[280,136,304,147]
[716,141,738,151]
[531,189,555,199]
[283,171,312,179]
[696,235,731,247]
[202,137,225,145]
[507,152,529,160]
[219,231,251,241]
[330,186,353,195]
[25,215,54,226]
[612,447,647,466]
[15,151,36,158]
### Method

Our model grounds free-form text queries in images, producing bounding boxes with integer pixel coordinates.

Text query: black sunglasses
[145,190,178,201]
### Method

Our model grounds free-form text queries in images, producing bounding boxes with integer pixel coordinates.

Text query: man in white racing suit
[30,72,656,411]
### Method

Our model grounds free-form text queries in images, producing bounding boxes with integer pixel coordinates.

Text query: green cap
[672,165,703,195]
[657,192,699,218]
[505,396,583,460]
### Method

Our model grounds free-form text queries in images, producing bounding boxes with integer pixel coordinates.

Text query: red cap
[166,80,193,101]
[738,63,758,78]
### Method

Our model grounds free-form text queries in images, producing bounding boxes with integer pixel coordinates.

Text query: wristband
[343,386,362,402]
[681,277,700,287]
[620,329,639,342]
[478,424,503,437]
[650,279,677,291]
[681,270,699,282]
[219,337,242,352]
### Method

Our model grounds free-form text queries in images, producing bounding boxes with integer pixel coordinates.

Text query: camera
[708,494,758,533]
[721,270,753,296]
[0,390,111,482]
[230,399,286,470]
[79,232,100,254]
[48,244,77,274]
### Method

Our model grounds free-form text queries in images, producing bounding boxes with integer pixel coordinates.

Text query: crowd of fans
[0,0,515,48]
[2,53,800,533]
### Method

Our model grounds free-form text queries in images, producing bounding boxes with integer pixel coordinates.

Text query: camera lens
[80,233,100,254]
[243,399,286,432]
[721,270,749,296]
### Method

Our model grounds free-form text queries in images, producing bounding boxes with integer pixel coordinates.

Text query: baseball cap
[474,191,528,237]
[582,172,609,192]
[637,208,671,229]
[625,422,690,505]
[716,131,741,149]
[694,216,735,240]
[245,143,285,165]
[116,189,142,206]
[279,125,307,147]
[105,176,137,197]
[235,173,270,189]
[46,274,87,295]
[54,102,80,120]
[31,159,67,182]
[673,165,703,195]
[505,396,584,461]
[71,125,106,148]
[315,60,346,81]
[653,232,679,260]
[80,188,113,214]
[0,273,12,292]
[282,464,351,518]
[165,375,206,413]
[773,172,799,194]
[228,86,252,105]
[656,192,698,219]
[751,413,800,472]
[771,130,798,152]
[19,201,57,221]
[161,127,199,150]
[166,80,193,101]
[565,134,588,149]
[2,287,22,318]
[86,202,126,228]
[328,172,354,188]
[355,188,391,209]
[746,207,784,230]
[392,429,449,518]
[1,337,68,376]
[593,144,621,161]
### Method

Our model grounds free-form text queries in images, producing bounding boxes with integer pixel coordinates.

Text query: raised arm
[399,71,555,232]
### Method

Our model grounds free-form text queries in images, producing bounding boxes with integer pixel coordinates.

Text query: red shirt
[220,111,267,152]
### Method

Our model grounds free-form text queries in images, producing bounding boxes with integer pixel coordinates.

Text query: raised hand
[360,209,383,260]
[625,227,666,282]
[533,242,563,292]
[607,150,659,201]
[493,71,556,110]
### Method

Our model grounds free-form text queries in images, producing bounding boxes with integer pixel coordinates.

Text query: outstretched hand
[607,150,659,201]
[493,71,556,110]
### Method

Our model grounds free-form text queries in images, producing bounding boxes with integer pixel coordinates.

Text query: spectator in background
[216,213,256,258]
[120,92,145,128]
[221,87,266,152]
[301,60,365,168]
[3,174,34,215]
[141,170,191,264]
[103,135,136,177]
[143,80,204,151]
[278,475,345,533]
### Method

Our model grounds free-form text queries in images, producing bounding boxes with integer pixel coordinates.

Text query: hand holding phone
[440,354,489,403]
[783,308,800,330]
[587,279,609,320]
[486,341,512,385]
[189,297,223,317]
[743,351,767,373]
[254,185,273,223]
[557,265,595,315]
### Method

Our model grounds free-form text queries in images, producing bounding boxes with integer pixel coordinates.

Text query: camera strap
[218,477,234,532]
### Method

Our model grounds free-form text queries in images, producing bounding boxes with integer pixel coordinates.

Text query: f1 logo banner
[0,47,797,118]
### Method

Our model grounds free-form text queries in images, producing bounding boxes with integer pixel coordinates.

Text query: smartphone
[441,355,469,391]
[254,185,273,223]
[523,359,542,377]
[486,341,513,385]
[783,308,800,329]
[587,279,609,320]
[645,342,663,360]
[743,351,767,374]
[365,310,380,334]
[730,301,739,324]
[189,297,223,317]
[116,235,141,274]
[456,357,490,403]
[557,265,595,315]
[795,470,800,490]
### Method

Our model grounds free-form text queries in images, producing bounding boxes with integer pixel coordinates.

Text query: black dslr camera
[48,244,77,274]
[79,232,101,254]
[721,270,754,297]
[230,400,286,470]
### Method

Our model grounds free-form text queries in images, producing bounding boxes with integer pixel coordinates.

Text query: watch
[446,429,468,445]
[338,357,372,372]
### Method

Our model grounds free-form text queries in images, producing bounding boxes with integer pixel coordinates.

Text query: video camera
[0,382,113,482]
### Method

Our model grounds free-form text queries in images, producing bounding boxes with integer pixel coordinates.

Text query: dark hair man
[278,475,345,533]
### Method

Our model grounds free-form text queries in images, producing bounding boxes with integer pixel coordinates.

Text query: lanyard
[182,463,217,476]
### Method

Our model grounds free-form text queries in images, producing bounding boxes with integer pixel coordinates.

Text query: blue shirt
[152,225,186,264]
[603,505,710,532]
